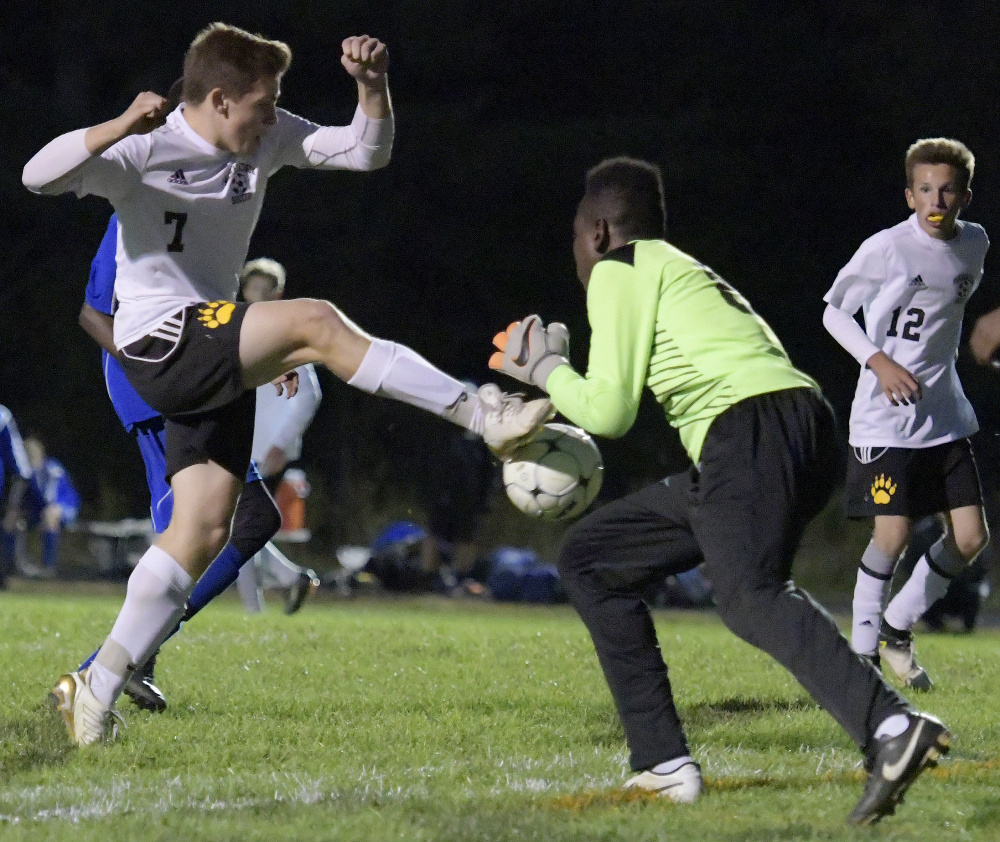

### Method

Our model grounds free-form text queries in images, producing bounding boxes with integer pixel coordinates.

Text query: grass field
[1,586,998,841]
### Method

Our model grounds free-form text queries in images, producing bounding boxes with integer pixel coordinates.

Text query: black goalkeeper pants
[556,388,910,771]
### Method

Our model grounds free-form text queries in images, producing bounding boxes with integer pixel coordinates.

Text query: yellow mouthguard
[928,213,944,222]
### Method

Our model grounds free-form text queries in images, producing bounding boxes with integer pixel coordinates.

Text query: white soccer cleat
[48,670,123,746]
[478,384,555,458]
[624,761,703,803]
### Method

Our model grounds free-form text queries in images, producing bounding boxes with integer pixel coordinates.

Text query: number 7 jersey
[25,104,392,350]
[824,213,989,448]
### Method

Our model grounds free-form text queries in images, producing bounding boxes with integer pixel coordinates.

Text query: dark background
[3,0,1000,552]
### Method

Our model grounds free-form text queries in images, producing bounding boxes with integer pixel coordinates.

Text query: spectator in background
[236,258,321,614]
[6,436,79,579]
[0,405,33,587]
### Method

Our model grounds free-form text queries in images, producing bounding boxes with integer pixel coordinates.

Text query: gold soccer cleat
[48,670,123,746]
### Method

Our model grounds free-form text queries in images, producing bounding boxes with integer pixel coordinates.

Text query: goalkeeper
[489,156,950,825]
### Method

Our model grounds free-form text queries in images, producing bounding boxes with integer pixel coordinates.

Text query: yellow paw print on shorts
[871,474,897,505]
[197,301,236,329]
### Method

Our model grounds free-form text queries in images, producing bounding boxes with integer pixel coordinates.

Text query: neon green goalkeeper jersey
[546,240,818,463]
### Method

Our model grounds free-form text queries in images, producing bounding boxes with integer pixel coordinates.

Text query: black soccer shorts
[119,301,255,479]
[844,439,983,519]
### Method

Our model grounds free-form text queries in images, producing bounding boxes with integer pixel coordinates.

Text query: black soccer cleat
[123,652,167,712]
[285,569,320,615]
[848,712,950,825]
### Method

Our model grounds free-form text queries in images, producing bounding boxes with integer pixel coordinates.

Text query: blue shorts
[132,416,263,533]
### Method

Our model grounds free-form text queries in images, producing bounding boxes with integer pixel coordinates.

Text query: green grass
[1,587,998,841]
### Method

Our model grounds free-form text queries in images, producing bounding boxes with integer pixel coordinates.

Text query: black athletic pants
[557,388,910,771]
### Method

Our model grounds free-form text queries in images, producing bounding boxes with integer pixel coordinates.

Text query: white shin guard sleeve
[884,537,962,631]
[90,546,194,706]
[348,338,466,416]
[851,542,896,655]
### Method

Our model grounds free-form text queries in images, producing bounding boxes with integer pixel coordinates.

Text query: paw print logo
[197,301,236,329]
[871,474,896,505]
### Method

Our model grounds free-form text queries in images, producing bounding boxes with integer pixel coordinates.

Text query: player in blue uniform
[73,212,284,710]
[14,437,80,577]
[0,404,33,587]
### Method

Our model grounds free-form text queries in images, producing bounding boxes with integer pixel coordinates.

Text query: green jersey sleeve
[545,249,658,439]
[547,240,818,463]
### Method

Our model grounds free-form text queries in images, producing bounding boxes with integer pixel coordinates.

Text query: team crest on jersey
[229,163,256,204]
[953,273,975,301]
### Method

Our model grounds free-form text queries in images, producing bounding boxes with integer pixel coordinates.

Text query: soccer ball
[503,423,603,521]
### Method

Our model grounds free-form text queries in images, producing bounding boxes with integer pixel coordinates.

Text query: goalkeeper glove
[488,315,570,391]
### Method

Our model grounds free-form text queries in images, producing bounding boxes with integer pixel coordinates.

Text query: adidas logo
[168,169,188,185]
[908,274,926,289]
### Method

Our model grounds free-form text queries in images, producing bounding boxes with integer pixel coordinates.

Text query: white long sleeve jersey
[23,104,393,348]
[824,213,989,448]
[252,363,322,464]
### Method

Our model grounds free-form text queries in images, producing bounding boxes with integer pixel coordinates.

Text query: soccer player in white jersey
[237,257,321,615]
[22,23,551,746]
[823,138,990,689]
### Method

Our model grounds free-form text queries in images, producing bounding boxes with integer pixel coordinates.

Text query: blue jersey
[85,214,159,432]
[26,456,79,523]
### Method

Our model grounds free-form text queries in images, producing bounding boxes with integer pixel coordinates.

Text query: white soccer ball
[503,423,603,521]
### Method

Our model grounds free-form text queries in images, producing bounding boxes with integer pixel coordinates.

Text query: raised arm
[341,35,391,120]
[291,36,394,172]
[22,92,168,195]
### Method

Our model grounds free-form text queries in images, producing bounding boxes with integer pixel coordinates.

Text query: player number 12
[886,306,924,341]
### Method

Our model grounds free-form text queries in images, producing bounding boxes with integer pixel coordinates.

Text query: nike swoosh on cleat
[882,721,924,781]
[640,777,685,790]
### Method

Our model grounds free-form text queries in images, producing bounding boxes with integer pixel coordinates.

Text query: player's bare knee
[955,529,989,561]
[298,300,348,352]
[871,523,909,559]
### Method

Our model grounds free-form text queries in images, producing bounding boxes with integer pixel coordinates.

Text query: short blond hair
[905,138,975,191]
[240,257,286,293]
[183,22,291,105]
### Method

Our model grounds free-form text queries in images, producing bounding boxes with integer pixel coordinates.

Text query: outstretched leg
[238,299,552,454]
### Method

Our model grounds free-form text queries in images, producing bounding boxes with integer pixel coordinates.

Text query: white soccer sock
[884,537,964,631]
[348,338,469,417]
[237,556,265,613]
[88,546,193,707]
[851,541,896,656]
[874,713,910,740]
[257,541,300,589]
